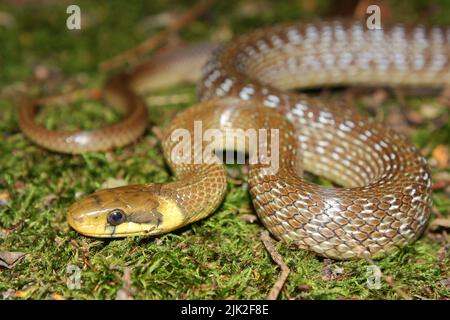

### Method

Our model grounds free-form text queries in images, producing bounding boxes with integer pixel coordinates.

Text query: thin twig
[115,267,134,300]
[260,231,290,300]
[99,0,215,71]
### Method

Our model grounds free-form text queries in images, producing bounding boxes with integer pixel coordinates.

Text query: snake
[18,21,443,260]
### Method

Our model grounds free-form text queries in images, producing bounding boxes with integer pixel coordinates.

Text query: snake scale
[19,21,445,260]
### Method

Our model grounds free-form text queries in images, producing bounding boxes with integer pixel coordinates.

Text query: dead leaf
[0,222,24,238]
[0,191,11,207]
[50,293,65,300]
[1,289,16,299]
[386,107,412,135]
[431,145,449,169]
[297,284,311,292]
[1,287,37,299]
[405,111,425,125]
[0,11,15,28]
[439,278,450,289]
[419,103,442,120]
[430,218,450,230]
[42,193,57,207]
[14,286,37,298]
[432,179,450,191]
[14,180,25,190]
[432,171,450,192]
[236,1,273,17]
[151,127,165,141]
[239,214,258,223]
[363,88,388,109]
[0,251,27,269]
[34,64,51,81]
[322,259,345,281]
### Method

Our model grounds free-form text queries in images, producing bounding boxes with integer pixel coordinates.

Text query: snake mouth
[67,208,159,237]
[67,215,159,238]
[66,187,186,238]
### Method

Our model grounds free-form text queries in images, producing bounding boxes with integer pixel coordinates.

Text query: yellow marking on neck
[156,196,185,233]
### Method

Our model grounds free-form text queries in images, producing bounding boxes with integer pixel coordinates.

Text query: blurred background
[2,0,450,82]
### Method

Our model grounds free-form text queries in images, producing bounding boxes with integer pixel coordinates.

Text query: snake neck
[161,98,300,224]
[164,165,228,224]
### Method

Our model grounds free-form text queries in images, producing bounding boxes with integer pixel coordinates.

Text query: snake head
[67,184,185,238]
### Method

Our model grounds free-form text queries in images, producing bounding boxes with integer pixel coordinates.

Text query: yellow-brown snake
[19,21,443,260]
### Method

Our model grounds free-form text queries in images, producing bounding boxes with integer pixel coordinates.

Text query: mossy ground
[0,0,449,299]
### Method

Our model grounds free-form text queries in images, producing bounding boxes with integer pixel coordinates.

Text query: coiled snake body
[19,21,444,260]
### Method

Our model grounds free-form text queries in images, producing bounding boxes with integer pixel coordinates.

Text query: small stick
[260,231,290,300]
[99,0,215,71]
[115,267,134,300]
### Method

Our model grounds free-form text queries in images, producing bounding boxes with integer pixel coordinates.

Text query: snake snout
[66,194,113,237]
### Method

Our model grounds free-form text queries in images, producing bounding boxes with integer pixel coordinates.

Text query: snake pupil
[107,209,126,226]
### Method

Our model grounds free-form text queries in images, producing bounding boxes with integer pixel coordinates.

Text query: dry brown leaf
[151,126,165,142]
[34,64,51,81]
[431,145,449,169]
[0,191,11,207]
[386,108,412,135]
[236,0,273,17]
[0,11,15,28]
[51,293,65,300]
[430,218,450,230]
[363,88,388,109]
[2,287,38,299]
[297,284,311,292]
[0,251,27,269]
[419,103,442,120]
[239,214,258,224]
[322,259,345,281]
[439,278,450,289]
[42,193,58,207]
[405,111,425,125]
[432,179,450,191]
[14,180,25,190]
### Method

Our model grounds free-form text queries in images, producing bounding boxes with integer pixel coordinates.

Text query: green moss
[0,0,449,300]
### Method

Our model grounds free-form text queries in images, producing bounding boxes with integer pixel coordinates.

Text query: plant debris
[0,251,27,269]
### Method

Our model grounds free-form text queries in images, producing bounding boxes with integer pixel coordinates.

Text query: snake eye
[107,209,126,226]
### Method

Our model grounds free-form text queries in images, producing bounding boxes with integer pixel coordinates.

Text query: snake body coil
[21,21,444,259]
